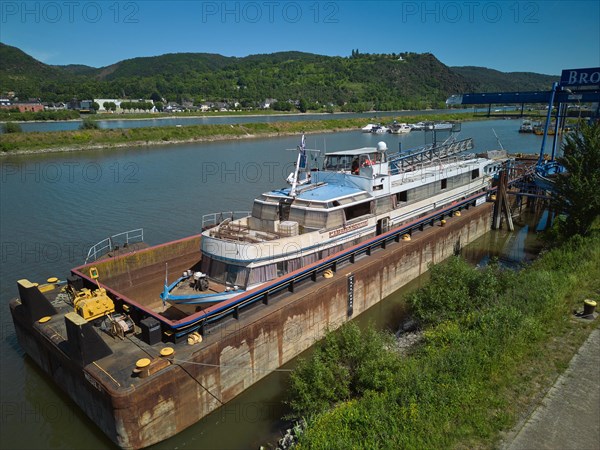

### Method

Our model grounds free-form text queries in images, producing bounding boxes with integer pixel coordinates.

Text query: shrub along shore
[286,233,600,448]
[0,113,480,155]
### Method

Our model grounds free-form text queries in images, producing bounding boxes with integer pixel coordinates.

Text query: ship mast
[290,134,307,197]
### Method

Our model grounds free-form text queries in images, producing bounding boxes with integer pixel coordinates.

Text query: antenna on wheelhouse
[287,134,320,197]
[289,134,306,197]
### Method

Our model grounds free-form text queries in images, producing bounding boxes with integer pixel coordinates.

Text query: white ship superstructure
[162,135,503,304]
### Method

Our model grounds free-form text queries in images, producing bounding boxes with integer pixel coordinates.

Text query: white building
[94,99,156,113]
[94,99,121,112]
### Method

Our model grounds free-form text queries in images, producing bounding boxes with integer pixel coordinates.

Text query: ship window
[202,256,249,287]
[209,259,227,283]
[326,210,345,228]
[305,210,327,229]
[289,208,327,229]
[471,168,480,179]
[226,266,249,287]
[277,261,286,277]
[279,200,292,221]
[397,191,408,203]
[252,201,278,221]
[252,202,261,218]
[410,183,435,202]
[324,155,353,171]
[374,196,393,214]
[289,207,304,224]
[287,258,302,272]
[248,264,277,286]
[441,178,447,190]
[200,256,211,273]
[344,201,371,221]
[303,253,318,266]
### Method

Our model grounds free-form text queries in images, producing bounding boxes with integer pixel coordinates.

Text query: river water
[0,119,547,449]
[7,107,505,133]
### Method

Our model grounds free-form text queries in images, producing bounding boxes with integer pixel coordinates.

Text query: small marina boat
[389,122,412,134]
[518,119,534,133]
[410,121,453,131]
[431,122,453,131]
[410,121,426,131]
[361,123,377,133]
[371,125,389,134]
[161,132,504,305]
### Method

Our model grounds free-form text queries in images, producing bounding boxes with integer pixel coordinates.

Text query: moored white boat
[519,119,534,133]
[431,122,453,130]
[410,121,426,131]
[371,125,389,134]
[389,122,412,134]
[361,123,377,133]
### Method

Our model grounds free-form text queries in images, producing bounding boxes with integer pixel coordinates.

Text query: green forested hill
[57,64,98,76]
[0,43,65,82]
[0,43,557,109]
[100,52,234,79]
[451,66,558,92]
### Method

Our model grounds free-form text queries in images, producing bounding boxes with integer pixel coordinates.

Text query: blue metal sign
[560,67,600,86]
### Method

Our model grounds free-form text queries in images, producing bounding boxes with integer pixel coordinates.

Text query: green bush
[79,118,99,130]
[0,110,79,121]
[289,233,600,449]
[408,257,505,326]
[2,122,22,133]
[288,323,401,418]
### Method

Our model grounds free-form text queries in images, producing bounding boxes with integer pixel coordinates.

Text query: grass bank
[0,109,80,122]
[0,113,479,155]
[287,233,600,448]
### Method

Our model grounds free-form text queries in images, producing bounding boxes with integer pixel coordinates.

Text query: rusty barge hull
[10,202,493,449]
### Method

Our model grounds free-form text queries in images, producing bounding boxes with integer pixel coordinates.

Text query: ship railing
[202,211,251,230]
[388,138,474,175]
[393,152,478,178]
[84,228,144,264]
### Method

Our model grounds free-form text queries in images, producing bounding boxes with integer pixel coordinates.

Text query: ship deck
[72,235,206,321]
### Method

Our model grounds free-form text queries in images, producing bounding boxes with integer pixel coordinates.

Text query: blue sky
[1,1,598,74]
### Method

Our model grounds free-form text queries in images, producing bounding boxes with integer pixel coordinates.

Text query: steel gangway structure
[387,138,474,174]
